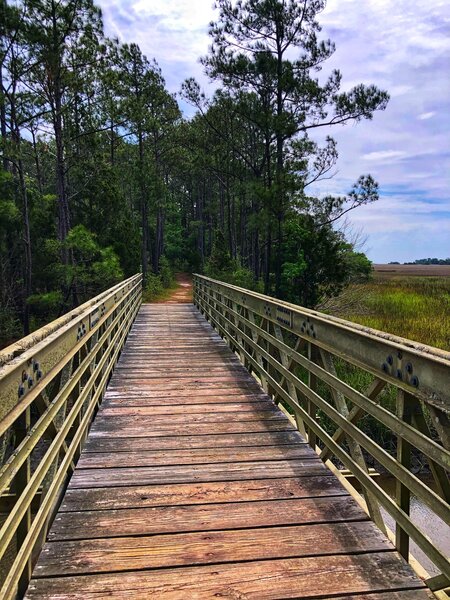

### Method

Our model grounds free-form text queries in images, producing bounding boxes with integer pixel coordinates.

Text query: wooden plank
[99,400,279,416]
[104,388,266,401]
[103,393,271,406]
[89,420,296,438]
[34,521,392,577]
[107,378,262,390]
[90,411,289,427]
[84,430,305,452]
[106,380,262,392]
[76,444,312,468]
[68,458,327,488]
[111,367,249,378]
[47,496,369,541]
[60,476,346,512]
[26,553,427,599]
[330,594,431,600]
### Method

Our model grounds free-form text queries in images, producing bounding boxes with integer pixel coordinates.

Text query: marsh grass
[329,275,450,350]
[314,272,448,465]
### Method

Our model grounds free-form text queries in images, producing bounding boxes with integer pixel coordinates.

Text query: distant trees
[0,0,386,346]
[405,258,450,265]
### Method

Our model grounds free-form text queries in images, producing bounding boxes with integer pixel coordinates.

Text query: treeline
[0,0,388,345]
[405,259,450,265]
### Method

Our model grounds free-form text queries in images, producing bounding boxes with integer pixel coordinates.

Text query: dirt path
[155,272,193,303]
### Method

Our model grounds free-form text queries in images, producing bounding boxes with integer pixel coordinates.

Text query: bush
[0,305,22,346]
[159,256,174,288]
[143,273,164,302]
[26,291,63,317]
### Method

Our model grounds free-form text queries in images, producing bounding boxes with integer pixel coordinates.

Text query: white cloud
[418,111,436,120]
[362,150,408,162]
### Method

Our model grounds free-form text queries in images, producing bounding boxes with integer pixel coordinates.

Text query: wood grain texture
[34,521,392,577]
[89,419,296,438]
[68,458,328,488]
[60,476,346,512]
[48,497,370,541]
[76,444,312,468]
[27,304,428,599]
[100,400,279,415]
[83,430,305,452]
[26,553,426,599]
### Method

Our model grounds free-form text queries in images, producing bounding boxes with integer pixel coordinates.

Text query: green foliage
[65,225,123,294]
[0,171,20,226]
[205,230,233,278]
[341,248,373,283]
[159,256,174,288]
[0,305,22,345]
[204,231,262,291]
[143,272,164,302]
[26,291,63,317]
[141,257,177,302]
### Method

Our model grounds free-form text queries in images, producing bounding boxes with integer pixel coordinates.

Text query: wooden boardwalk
[26,304,429,599]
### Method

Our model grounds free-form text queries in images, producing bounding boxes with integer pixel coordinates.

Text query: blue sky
[97,0,450,263]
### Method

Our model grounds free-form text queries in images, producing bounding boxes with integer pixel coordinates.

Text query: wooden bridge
[0,275,449,599]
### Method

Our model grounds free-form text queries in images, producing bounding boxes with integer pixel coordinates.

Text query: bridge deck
[26,305,429,599]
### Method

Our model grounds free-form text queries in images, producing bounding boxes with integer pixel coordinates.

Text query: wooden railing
[194,274,450,596]
[0,274,142,599]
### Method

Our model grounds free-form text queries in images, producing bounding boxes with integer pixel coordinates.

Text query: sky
[96,0,450,263]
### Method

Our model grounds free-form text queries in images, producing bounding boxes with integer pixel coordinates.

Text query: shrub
[26,291,63,317]
[159,256,174,288]
[143,273,164,302]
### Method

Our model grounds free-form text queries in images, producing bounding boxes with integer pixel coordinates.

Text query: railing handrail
[0,274,142,598]
[193,274,450,596]
[0,276,140,368]
[193,274,450,414]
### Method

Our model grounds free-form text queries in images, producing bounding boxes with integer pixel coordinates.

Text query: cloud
[418,111,436,120]
[96,0,450,262]
[362,150,408,162]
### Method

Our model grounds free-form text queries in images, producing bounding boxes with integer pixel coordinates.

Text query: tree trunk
[31,128,43,193]
[0,62,9,171]
[275,37,284,297]
[138,131,149,283]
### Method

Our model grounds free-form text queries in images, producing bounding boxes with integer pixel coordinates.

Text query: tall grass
[329,276,450,350]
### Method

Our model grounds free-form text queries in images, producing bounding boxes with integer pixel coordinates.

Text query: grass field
[327,264,450,351]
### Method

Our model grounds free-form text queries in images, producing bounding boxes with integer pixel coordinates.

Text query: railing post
[396,389,412,559]
[307,341,318,450]
[13,407,31,597]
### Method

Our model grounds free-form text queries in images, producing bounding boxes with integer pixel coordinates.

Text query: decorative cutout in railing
[193,274,450,596]
[0,274,142,599]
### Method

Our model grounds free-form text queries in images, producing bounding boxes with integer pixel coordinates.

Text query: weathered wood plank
[77,444,311,468]
[104,388,265,401]
[90,411,289,427]
[48,496,369,541]
[107,377,261,389]
[103,393,272,406]
[68,458,327,488]
[60,476,345,512]
[34,521,392,577]
[106,380,262,392]
[328,594,431,600]
[99,400,279,416]
[84,430,305,452]
[89,420,296,437]
[26,553,427,599]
